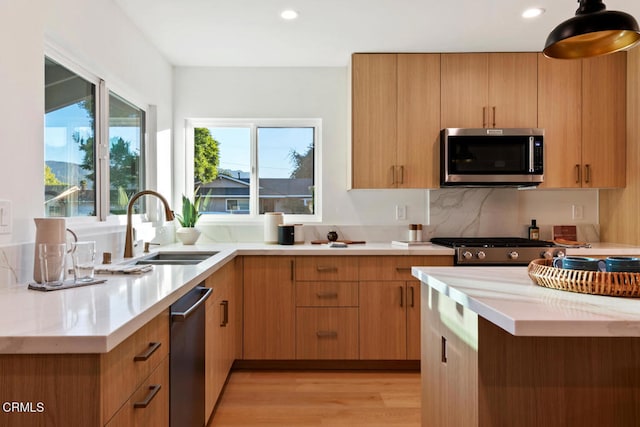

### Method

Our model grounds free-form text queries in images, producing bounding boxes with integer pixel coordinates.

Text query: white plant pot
[176,227,201,245]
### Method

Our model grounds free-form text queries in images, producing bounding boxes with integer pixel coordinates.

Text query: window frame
[44,43,149,224]
[185,118,322,223]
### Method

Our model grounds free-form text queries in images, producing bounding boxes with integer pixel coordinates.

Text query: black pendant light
[543,0,640,59]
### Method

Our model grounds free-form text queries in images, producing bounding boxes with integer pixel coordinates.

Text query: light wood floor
[209,370,421,427]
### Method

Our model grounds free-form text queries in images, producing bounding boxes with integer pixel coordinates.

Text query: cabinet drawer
[102,310,170,422]
[359,256,452,281]
[296,308,359,359]
[296,282,358,307]
[295,256,359,281]
[105,355,169,427]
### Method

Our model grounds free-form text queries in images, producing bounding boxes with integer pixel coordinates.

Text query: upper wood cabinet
[351,53,441,189]
[538,52,626,188]
[441,53,538,128]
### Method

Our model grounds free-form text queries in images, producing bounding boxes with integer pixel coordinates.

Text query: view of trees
[194,128,220,184]
[44,165,64,185]
[289,143,313,179]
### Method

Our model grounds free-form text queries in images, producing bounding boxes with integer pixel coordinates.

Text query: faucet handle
[144,242,161,253]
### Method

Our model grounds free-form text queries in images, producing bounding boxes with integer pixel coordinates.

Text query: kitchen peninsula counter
[0,242,453,354]
[413,266,640,426]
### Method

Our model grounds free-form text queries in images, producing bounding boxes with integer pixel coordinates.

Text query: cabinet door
[351,53,398,188]
[105,356,170,427]
[296,307,359,359]
[582,53,626,188]
[421,286,479,427]
[488,53,538,128]
[406,281,421,360]
[397,53,441,188]
[441,53,488,128]
[243,256,295,359]
[359,281,407,360]
[538,53,583,188]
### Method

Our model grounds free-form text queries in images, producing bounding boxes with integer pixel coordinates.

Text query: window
[44,57,96,217]
[187,119,320,220]
[44,56,145,219]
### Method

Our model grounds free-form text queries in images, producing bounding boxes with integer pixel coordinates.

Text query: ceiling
[113,0,640,67]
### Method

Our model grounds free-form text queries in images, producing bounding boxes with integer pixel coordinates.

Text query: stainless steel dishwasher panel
[170,285,212,427]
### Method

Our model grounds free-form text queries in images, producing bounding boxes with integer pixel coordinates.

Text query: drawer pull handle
[584,164,591,184]
[575,164,581,184]
[220,300,229,327]
[399,286,404,307]
[395,267,411,272]
[316,292,338,299]
[133,384,161,409]
[134,342,161,362]
[316,266,337,272]
[316,331,338,338]
[441,336,447,363]
[409,286,415,307]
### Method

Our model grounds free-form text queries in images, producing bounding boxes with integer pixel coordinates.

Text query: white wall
[0,0,173,245]
[173,66,599,242]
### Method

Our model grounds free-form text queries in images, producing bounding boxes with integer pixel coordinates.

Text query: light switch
[0,200,12,235]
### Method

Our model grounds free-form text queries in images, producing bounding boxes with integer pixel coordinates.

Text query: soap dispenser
[528,219,540,240]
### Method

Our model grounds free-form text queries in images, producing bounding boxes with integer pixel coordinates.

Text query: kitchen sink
[130,251,219,265]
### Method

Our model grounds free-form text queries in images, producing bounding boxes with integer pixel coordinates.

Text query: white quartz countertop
[3,240,638,354]
[0,241,452,354]
[412,265,640,338]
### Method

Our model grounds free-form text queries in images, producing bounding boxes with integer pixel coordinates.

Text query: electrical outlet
[572,205,584,220]
[395,205,407,221]
[0,200,12,235]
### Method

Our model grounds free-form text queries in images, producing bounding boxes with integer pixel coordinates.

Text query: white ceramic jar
[264,212,284,244]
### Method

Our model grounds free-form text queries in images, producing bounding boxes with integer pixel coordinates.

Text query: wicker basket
[527,258,640,297]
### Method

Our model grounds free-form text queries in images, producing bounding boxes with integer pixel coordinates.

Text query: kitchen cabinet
[358,256,452,360]
[0,310,170,427]
[538,52,626,188]
[242,256,295,359]
[351,53,441,189]
[295,256,359,359]
[421,273,640,426]
[204,259,238,422]
[422,286,479,426]
[441,53,538,128]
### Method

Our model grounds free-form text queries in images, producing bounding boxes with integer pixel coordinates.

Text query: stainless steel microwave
[440,128,544,187]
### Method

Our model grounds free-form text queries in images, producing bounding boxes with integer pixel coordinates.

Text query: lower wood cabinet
[0,310,170,427]
[204,259,239,422]
[241,255,452,362]
[243,256,296,359]
[106,355,170,427]
[296,307,359,359]
[359,256,452,360]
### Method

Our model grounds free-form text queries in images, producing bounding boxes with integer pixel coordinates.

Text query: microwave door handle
[528,137,535,172]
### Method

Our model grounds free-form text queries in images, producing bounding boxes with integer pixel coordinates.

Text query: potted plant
[175,194,202,245]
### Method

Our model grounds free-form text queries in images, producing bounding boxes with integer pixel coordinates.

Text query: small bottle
[528,219,540,240]
[416,224,423,242]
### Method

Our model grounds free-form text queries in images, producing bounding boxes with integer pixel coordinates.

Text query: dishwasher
[170,285,212,427]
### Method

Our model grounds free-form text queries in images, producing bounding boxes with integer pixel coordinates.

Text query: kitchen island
[413,266,640,427]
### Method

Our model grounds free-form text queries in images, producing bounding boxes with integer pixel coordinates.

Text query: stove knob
[477,251,486,260]
[462,251,473,260]
[509,251,519,260]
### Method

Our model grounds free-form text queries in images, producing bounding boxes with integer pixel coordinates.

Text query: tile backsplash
[1,187,600,286]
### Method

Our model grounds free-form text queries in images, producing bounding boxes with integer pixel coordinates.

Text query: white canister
[294,224,304,244]
[264,212,284,244]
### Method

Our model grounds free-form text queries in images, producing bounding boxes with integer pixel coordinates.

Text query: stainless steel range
[430,237,566,266]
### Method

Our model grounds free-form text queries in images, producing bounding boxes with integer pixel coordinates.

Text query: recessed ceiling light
[522,7,545,19]
[281,9,298,20]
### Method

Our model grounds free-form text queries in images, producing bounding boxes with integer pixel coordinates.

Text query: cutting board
[310,240,366,245]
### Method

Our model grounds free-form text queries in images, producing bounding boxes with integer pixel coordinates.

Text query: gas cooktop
[430,237,564,266]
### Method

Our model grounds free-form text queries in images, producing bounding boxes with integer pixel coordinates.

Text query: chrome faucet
[124,190,175,258]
